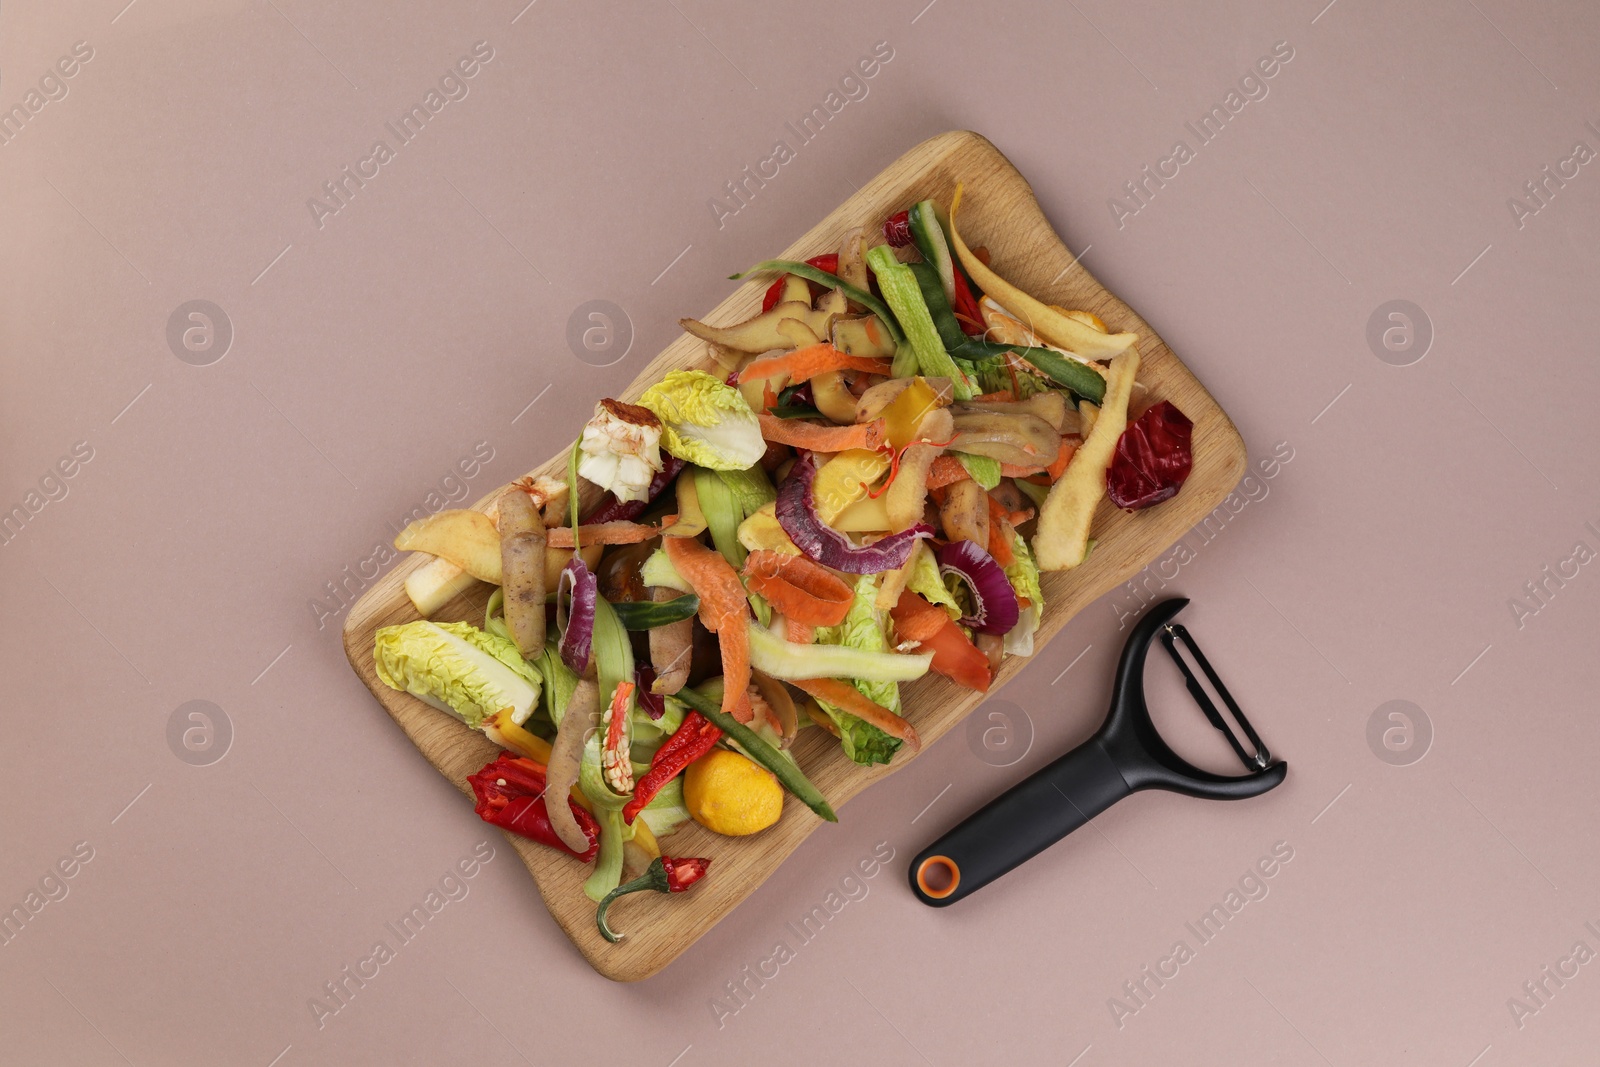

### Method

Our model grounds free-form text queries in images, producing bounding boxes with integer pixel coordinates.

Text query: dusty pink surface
[4,1,1599,1063]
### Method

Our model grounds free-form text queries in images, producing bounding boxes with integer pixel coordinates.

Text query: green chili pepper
[595,855,711,943]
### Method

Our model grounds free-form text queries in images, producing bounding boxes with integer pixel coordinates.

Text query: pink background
[5,0,1599,1063]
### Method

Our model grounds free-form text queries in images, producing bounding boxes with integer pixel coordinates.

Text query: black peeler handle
[909,598,1287,907]
[909,738,1131,906]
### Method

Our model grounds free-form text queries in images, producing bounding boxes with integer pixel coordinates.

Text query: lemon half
[684,749,783,836]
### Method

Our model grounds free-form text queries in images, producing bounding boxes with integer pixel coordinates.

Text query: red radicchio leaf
[1106,401,1194,511]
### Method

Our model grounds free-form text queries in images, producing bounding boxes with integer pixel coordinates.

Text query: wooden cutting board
[342,130,1247,982]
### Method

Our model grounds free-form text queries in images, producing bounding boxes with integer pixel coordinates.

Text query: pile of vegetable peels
[373,184,1193,942]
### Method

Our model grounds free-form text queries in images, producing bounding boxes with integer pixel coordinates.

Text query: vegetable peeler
[909,598,1287,906]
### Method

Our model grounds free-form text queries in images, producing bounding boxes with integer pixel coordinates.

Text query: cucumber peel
[909,261,966,351]
[909,201,957,307]
[746,619,933,682]
[864,244,974,399]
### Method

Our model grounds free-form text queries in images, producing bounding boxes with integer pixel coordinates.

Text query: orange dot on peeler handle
[916,856,960,899]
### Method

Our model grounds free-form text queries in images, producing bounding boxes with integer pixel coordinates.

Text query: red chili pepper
[595,855,712,942]
[949,263,986,335]
[761,254,840,312]
[883,209,912,247]
[661,855,710,891]
[622,710,722,824]
[467,753,601,862]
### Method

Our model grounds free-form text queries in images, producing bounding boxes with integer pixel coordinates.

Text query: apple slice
[395,509,503,583]
[403,537,605,611]
[405,555,481,617]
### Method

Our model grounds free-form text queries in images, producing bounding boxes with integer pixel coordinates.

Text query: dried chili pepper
[467,753,600,862]
[621,710,722,825]
[595,855,712,943]
[761,254,839,312]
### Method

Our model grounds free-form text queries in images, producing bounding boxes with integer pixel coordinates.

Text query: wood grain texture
[341,131,1247,981]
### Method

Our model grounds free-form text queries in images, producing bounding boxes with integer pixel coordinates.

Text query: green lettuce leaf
[815,573,904,766]
[638,370,766,470]
[637,777,692,839]
[903,541,961,619]
[715,464,777,516]
[822,705,903,766]
[1003,529,1044,656]
[374,621,540,730]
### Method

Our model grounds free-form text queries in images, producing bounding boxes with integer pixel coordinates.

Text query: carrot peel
[926,454,970,490]
[548,520,668,548]
[891,591,950,643]
[662,537,751,723]
[740,342,892,385]
[757,413,886,452]
[789,677,921,755]
[742,550,854,627]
